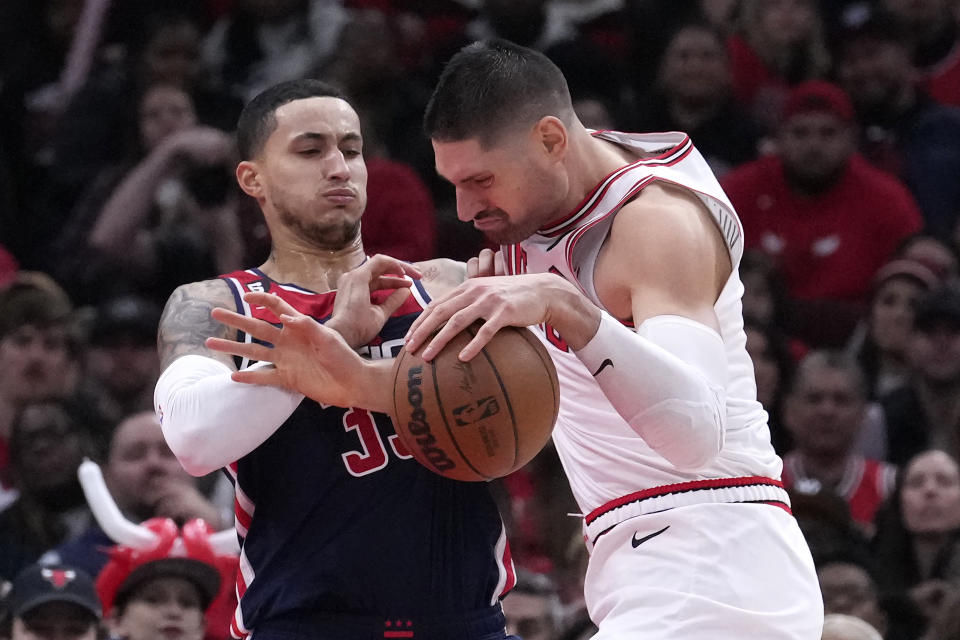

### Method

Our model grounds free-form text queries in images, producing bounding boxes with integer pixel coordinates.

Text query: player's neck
[568,128,640,201]
[260,237,367,292]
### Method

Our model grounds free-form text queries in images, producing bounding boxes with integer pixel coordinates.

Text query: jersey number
[340,408,413,477]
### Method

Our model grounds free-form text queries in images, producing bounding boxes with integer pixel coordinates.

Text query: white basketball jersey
[502,131,783,528]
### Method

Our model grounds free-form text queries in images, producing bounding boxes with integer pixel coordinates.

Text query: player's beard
[275,198,362,250]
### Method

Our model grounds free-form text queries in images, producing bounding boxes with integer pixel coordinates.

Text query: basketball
[390,323,560,482]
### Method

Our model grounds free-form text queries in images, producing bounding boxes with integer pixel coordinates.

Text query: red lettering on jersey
[543,323,569,352]
[341,408,389,477]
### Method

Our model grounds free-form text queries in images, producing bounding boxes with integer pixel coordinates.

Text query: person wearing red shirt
[722,81,923,345]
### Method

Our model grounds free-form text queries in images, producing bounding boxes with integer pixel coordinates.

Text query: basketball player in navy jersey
[207,42,824,638]
[153,80,520,640]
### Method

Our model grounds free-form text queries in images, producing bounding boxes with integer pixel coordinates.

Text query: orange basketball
[390,322,560,482]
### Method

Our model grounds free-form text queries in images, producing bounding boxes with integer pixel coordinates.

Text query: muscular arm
[571,184,732,470]
[155,279,304,476]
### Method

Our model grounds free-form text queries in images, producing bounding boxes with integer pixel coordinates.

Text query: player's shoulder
[412,258,466,298]
[158,278,237,370]
[616,181,712,238]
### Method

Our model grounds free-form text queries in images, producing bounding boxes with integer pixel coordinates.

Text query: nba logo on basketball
[452,397,500,426]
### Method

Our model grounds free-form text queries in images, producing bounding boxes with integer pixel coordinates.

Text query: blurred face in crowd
[901,450,960,535]
[785,362,865,458]
[13,402,86,494]
[238,97,368,250]
[870,277,926,359]
[86,338,159,401]
[818,563,887,635]
[111,577,204,640]
[502,591,556,640]
[910,320,960,384]
[751,0,818,49]
[0,324,73,405]
[139,84,197,151]
[745,327,781,410]
[883,0,953,31]
[105,412,187,519]
[837,37,914,113]
[659,25,730,104]
[778,112,855,193]
[13,602,98,640]
[145,20,201,87]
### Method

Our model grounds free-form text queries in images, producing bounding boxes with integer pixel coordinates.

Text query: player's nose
[455,188,485,222]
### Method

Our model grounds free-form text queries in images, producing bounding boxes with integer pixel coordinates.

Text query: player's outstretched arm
[155,279,304,476]
[206,292,395,413]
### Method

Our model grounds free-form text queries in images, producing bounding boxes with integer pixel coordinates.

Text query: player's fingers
[466,256,480,278]
[494,250,506,276]
[456,316,502,361]
[380,287,413,318]
[359,254,422,281]
[231,366,283,387]
[210,307,281,343]
[370,275,415,291]
[477,248,495,277]
[205,337,275,362]
[243,292,302,319]
[420,307,485,361]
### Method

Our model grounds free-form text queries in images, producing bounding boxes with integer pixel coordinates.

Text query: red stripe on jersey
[584,476,785,525]
[499,541,516,597]
[538,135,692,237]
[234,499,252,530]
[383,632,414,638]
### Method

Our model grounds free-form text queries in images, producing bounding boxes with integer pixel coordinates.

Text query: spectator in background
[0,274,77,490]
[722,80,923,347]
[835,11,960,239]
[818,559,888,639]
[78,296,163,427]
[726,0,831,132]
[50,11,243,204]
[781,351,897,536]
[95,518,236,640]
[873,450,960,619]
[0,246,18,290]
[44,411,227,579]
[881,0,960,108]
[634,19,761,178]
[4,563,102,640]
[744,317,796,455]
[53,82,247,307]
[848,259,941,401]
[501,569,560,640]
[883,285,960,466]
[0,398,99,580]
[200,0,349,103]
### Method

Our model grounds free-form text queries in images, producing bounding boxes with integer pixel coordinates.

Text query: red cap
[96,518,237,620]
[782,81,855,123]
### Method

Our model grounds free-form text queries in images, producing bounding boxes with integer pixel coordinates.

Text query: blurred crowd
[5,0,960,638]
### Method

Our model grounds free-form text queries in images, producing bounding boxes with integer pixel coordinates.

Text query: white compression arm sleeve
[154,354,304,476]
[574,313,727,471]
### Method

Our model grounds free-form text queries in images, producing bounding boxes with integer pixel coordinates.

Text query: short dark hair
[423,39,574,147]
[236,79,346,159]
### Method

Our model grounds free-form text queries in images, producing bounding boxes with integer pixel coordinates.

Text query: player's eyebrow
[291,132,363,145]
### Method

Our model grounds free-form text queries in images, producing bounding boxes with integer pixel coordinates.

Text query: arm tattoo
[158,279,235,370]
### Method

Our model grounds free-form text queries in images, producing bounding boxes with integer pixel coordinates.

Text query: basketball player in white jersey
[207,40,823,638]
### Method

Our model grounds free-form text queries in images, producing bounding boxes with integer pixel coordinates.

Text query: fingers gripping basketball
[391,323,560,481]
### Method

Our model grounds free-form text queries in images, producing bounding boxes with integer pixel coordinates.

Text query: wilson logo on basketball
[452,397,500,426]
[405,366,456,471]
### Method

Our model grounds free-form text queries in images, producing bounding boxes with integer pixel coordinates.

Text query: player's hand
[404,272,593,361]
[326,254,421,348]
[206,292,381,409]
[466,248,504,278]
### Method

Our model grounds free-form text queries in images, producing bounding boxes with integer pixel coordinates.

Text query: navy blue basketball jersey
[219,268,515,639]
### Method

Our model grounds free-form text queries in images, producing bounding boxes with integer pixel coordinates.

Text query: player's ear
[535,116,568,160]
[236,161,263,198]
